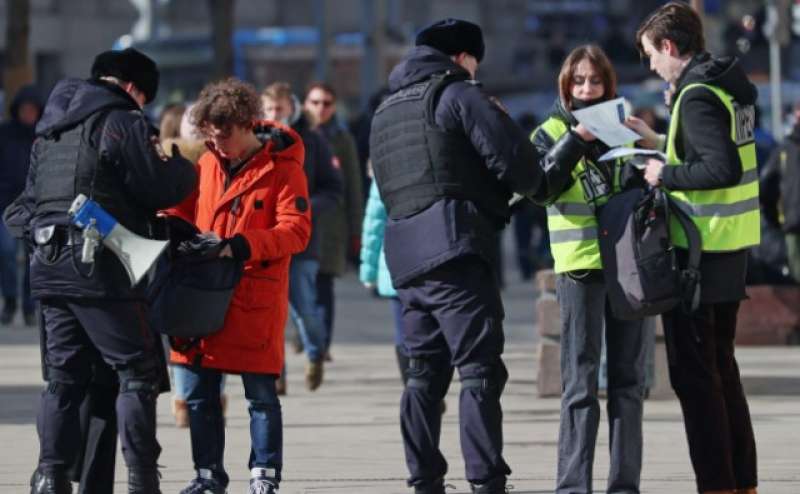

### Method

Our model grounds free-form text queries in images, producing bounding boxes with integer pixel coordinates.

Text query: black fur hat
[415,18,485,63]
[91,48,159,103]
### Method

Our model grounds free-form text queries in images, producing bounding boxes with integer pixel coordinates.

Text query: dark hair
[305,81,337,101]
[636,1,705,58]
[192,78,262,134]
[159,103,186,139]
[558,45,617,111]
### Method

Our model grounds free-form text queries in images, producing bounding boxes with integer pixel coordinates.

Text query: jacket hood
[252,119,304,165]
[10,84,43,123]
[675,53,757,107]
[35,78,140,138]
[388,45,471,92]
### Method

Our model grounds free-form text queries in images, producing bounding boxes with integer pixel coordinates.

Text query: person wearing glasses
[303,82,364,363]
[168,78,311,494]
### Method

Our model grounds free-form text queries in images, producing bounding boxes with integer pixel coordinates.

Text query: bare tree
[207,0,235,80]
[4,0,33,116]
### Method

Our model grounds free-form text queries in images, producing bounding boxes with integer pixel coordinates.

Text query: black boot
[128,467,161,494]
[470,476,506,494]
[413,478,445,494]
[30,468,71,494]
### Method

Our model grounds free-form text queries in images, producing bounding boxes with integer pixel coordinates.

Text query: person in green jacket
[304,82,364,360]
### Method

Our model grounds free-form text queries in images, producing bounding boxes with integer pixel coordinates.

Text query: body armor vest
[33,109,153,236]
[370,72,510,224]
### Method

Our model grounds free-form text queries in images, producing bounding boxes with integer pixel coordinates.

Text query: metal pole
[360,0,386,110]
[769,1,786,140]
[360,0,375,111]
[314,0,329,82]
[770,34,784,140]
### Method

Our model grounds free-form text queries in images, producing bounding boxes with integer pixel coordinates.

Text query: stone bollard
[535,270,562,397]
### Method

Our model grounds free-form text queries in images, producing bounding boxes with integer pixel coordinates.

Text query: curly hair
[191,78,263,134]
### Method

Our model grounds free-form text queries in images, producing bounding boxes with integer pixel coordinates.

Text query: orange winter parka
[169,122,311,374]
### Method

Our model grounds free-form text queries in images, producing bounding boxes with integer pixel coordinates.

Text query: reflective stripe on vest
[665,83,760,251]
[533,117,621,273]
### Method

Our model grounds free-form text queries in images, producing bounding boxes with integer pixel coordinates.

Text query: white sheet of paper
[571,97,641,147]
[598,147,667,162]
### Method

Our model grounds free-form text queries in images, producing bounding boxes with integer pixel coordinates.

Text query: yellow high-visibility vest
[532,117,623,273]
[665,83,760,251]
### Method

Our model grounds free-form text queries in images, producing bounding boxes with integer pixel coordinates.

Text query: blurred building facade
[0,0,794,114]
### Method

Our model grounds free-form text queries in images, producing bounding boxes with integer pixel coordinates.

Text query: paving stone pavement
[0,271,798,493]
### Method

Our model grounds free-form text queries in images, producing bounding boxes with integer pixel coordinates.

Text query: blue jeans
[172,363,226,400]
[289,258,325,361]
[182,366,282,485]
[0,222,33,312]
[555,274,646,494]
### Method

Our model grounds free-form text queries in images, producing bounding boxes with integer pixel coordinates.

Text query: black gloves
[220,234,251,261]
[177,233,251,261]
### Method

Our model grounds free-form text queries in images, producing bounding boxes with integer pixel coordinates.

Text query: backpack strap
[666,193,703,312]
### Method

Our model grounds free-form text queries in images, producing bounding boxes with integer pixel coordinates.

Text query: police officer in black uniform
[3,48,197,494]
[369,19,544,494]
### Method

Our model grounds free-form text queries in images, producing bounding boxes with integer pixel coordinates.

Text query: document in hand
[572,97,641,147]
[597,147,668,168]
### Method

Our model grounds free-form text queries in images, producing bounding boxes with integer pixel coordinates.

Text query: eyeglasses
[307,99,334,108]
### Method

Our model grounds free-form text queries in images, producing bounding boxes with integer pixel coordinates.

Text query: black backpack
[597,187,702,320]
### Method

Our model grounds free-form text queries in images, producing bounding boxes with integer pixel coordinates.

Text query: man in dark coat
[4,48,196,494]
[0,84,42,325]
[369,19,544,494]
[261,81,343,392]
[636,3,760,492]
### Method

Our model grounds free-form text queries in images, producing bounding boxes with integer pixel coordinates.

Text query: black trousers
[662,301,758,492]
[37,298,162,473]
[68,365,118,494]
[396,256,511,488]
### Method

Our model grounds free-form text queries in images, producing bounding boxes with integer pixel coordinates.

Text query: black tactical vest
[33,108,153,236]
[370,72,510,223]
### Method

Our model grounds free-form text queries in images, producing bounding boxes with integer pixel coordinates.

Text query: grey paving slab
[0,271,798,493]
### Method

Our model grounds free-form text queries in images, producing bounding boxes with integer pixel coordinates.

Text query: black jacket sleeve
[661,87,743,190]
[760,145,782,228]
[437,82,543,196]
[528,126,587,205]
[308,131,343,215]
[100,110,198,211]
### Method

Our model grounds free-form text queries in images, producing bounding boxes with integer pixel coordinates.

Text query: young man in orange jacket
[168,78,311,494]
